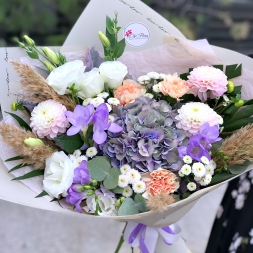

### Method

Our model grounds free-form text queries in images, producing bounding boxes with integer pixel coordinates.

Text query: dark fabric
[205,171,253,253]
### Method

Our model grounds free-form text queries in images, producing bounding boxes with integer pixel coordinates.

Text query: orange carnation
[159,73,189,99]
[114,79,146,106]
[147,169,179,197]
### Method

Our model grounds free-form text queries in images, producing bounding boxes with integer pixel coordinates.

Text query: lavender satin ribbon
[124,222,181,253]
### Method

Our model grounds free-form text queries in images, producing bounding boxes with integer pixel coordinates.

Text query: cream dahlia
[175,102,220,136]
[30,100,69,139]
[187,66,227,101]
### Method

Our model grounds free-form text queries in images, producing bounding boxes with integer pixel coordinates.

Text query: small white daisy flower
[194,176,202,182]
[90,97,105,107]
[192,162,206,177]
[217,115,223,125]
[181,164,191,175]
[76,155,88,165]
[138,75,151,84]
[97,92,109,99]
[144,93,154,99]
[209,160,217,169]
[82,98,92,107]
[200,174,212,186]
[187,182,197,191]
[122,186,133,197]
[133,181,146,193]
[86,147,98,158]
[108,115,115,122]
[159,73,166,79]
[106,103,112,112]
[205,164,214,175]
[107,97,120,106]
[201,156,209,165]
[73,149,81,158]
[178,170,184,177]
[231,190,238,199]
[118,175,129,188]
[183,155,192,164]
[147,71,160,79]
[120,164,131,175]
[152,84,161,93]
[127,169,141,184]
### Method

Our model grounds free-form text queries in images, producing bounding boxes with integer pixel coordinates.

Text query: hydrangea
[101,97,187,172]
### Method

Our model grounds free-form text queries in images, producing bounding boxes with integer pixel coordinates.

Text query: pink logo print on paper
[125,30,132,37]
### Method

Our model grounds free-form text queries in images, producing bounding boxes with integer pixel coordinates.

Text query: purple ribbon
[124,222,181,253]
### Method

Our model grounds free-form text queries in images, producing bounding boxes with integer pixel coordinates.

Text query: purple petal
[178,146,187,158]
[93,129,107,144]
[67,126,81,136]
[108,122,123,133]
[74,105,86,117]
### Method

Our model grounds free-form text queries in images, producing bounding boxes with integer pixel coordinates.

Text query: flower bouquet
[1,1,253,253]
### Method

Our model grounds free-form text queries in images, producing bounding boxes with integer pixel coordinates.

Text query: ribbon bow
[124,222,181,253]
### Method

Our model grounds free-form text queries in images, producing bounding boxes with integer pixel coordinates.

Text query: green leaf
[54,134,83,154]
[134,194,148,213]
[104,56,113,62]
[116,27,121,32]
[9,163,29,173]
[35,190,48,198]
[225,64,242,79]
[229,160,252,174]
[213,65,224,71]
[106,15,114,34]
[118,198,139,216]
[112,186,124,194]
[12,169,44,181]
[183,192,191,199]
[181,94,197,103]
[5,112,32,131]
[222,104,239,117]
[244,99,253,106]
[88,156,111,181]
[113,38,126,59]
[103,167,120,190]
[210,173,236,185]
[224,105,253,125]
[223,118,253,132]
[5,156,23,162]
[229,85,242,96]
[180,73,189,81]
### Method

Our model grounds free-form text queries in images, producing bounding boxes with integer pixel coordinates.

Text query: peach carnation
[147,169,179,197]
[114,79,146,105]
[159,73,189,99]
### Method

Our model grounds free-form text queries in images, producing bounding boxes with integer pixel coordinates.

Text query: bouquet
[1,8,253,253]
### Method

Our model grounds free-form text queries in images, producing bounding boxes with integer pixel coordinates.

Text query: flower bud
[235,100,244,107]
[87,191,95,196]
[115,199,122,208]
[83,185,93,190]
[24,138,44,147]
[72,184,84,192]
[120,197,125,203]
[11,102,18,111]
[23,35,35,46]
[27,49,39,59]
[91,180,98,186]
[18,42,26,49]
[44,61,55,72]
[98,31,111,47]
[42,47,59,65]
[227,81,234,93]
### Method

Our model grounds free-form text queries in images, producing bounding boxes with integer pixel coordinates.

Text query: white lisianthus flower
[43,151,77,198]
[122,186,133,197]
[107,97,120,106]
[46,60,85,95]
[192,162,206,177]
[183,155,192,164]
[201,156,210,165]
[120,164,131,175]
[153,84,161,93]
[138,75,151,84]
[181,164,191,175]
[118,175,129,188]
[86,147,98,158]
[84,195,117,216]
[90,97,105,107]
[78,68,104,99]
[147,72,160,79]
[99,61,127,89]
[82,98,92,107]
[97,92,109,98]
[133,181,146,193]
[144,93,154,99]
[127,169,141,184]
[187,182,197,191]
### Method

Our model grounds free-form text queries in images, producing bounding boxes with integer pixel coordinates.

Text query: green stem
[114,223,127,253]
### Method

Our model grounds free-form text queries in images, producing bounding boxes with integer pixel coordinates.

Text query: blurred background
[1,0,253,54]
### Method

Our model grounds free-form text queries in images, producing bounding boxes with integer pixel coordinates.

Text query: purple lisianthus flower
[73,160,91,185]
[92,103,123,144]
[65,104,94,135]
[199,122,222,144]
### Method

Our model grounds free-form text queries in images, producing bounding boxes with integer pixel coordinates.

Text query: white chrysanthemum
[145,93,154,99]
[194,176,202,182]
[69,150,88,165]
[178,170,184,177]
[82,98,92,107]
[30,100,69,139]
[122,186,133,197]
[147,72,160,79]
[107,97,120,106]
[159,73,166,79]
[200,174,212,186]
[217,115,223,125]
[120,164,131,175]
[153,84,161,93]
[127,169,141,184]
[73,150,81,158]
[175,102,220,136]
[118,175,129,188]
[90,97,105,107]
[205,164,214,175]
[86,147,98,158]
[183,155,192,164]
[133,181,146,193]
[187,182,197,191]
[97,92,109,98]
[106,103,112,112]
[108,115,115,122]
[209,160,217,169]
[192,162,206,177]
[138,75,151,84]
[201,156,209,165]
[181,164,191,175]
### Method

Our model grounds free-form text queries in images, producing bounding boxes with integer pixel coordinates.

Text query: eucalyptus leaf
[118,198,139,216]
[88,156,111,181]
[210,173,236,185]
[9,163,29,173]
[5,156,23,162]
[5,112,32,131]
[35,190,49,198]
[229,160,252,174]
[54,134,83,154]
[12,169,44,181]
[103,167,120,190]
[225,64,242,79]
[134,194,148,213]
[112,186,124,194]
